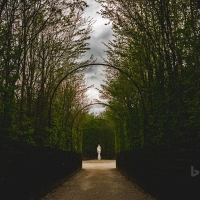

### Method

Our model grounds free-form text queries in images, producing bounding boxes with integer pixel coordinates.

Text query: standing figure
[97,144,101,160]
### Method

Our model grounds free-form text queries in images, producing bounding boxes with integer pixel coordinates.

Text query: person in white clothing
[97,144,101,160]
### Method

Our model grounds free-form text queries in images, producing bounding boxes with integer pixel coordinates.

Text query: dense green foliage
[0,0,93,149]
[82,114,115,159]
[2,0,200,154]
[97,0,200,151]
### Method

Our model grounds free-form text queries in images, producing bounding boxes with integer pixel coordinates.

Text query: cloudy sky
[80,0,113,114]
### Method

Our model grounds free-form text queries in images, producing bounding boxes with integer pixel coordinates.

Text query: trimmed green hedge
[0,138,82,200]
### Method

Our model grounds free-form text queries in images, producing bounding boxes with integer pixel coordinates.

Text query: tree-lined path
[41,160,155,200]
[1,0,200,199]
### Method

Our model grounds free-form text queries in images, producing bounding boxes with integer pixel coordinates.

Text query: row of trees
[3,0,200,154]
[97,0,200,151]
[0,0,94,149]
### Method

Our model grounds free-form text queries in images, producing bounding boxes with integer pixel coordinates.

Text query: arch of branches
[70,102,122,150]
[71,102,122,130]
[48,63,145,127]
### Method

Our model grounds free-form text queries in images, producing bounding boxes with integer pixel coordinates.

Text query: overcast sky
[80,0,113,114]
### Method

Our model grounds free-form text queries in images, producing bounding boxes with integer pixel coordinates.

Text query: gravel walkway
[40,160,155,200]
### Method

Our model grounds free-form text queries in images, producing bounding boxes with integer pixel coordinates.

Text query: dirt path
[41,160,155,200]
